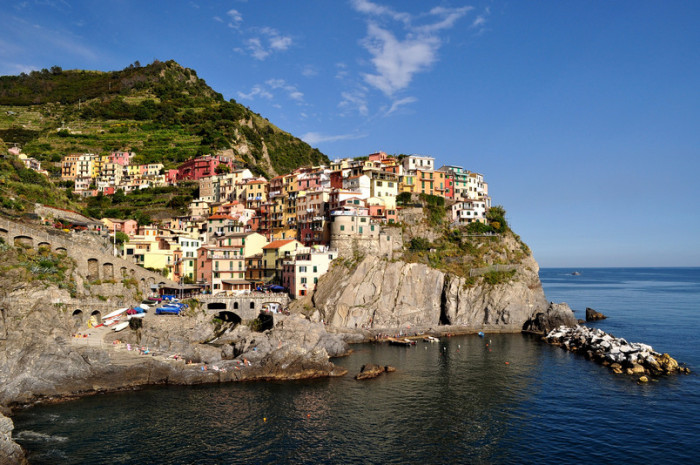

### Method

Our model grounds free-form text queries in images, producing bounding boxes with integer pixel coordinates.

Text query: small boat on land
[103,308,128,320]
[387,337,415,346]
[127,313,146,320]
[113,321,130,332]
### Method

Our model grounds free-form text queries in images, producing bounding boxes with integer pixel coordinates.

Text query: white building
[402,155,435,174]
[281,246,339,298]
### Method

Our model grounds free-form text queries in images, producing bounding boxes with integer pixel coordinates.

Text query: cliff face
[311,252,548,332]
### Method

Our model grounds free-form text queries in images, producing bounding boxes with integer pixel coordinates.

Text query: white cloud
[385,96,417,115]
[339,89,369,116]
[265,78,304,102]
[227,9,243,28]
[351,0,411,25]
[237,85,273,100]
[301,65,317,77]
[301,132,367,145]
[362,22,439,96]
[246,27,293,60]
[352,2,472,96]
[335,62,349,80]
[213,16,223,23]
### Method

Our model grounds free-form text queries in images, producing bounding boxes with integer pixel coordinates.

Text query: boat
[103,318,120,327]
[113,321,130,332]
[388,337,415,346]
[571,271,581,276]
[423,336,440,343]
[478,331,485,337]
[127,313,146,320]
[103,308,128,320]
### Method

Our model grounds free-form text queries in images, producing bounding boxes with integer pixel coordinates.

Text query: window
[371,225,375,231]
[359,226,363,234]
[313,266,317,273]
[314,277,318,284]
[340,225,345,231]
[301,277,307,284]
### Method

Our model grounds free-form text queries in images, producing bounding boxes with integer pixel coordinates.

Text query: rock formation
[522,302,578,335]
[311,253,549,333]
[585,307,607,321]
[355,363,396,380]
[0,412,27,465]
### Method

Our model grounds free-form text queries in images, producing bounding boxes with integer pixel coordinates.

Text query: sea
[11,268,700,464]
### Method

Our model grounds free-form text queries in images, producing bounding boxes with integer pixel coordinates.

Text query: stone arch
[55,247,67,254]
[207,302,227,310]
[216,311,241,326]
[72,309,83,328]
[120,267,128,277]
[249,301,255,310]
[37,241,51,251]
[102,263,114,280]
[13,235,33,248]
[130,269,136,278]
[0,228,8,242]
[140,278,145,288]
[87,258,100,281]
[147,277,155,286]
[233,302,239,310]
[257,312,274,331]
[90,310,102,324]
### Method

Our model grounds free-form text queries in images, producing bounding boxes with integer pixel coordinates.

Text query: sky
[1,1,698,267]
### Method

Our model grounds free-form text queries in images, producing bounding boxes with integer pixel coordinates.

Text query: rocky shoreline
[543,325,691,381]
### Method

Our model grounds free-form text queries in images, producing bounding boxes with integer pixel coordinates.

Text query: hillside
[0,60,328,178]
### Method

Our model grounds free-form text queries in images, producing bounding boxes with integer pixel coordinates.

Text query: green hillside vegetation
[399,198,531,283]
[0,60,328,177]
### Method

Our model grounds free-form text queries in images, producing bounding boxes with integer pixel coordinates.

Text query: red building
[177,155,235,181]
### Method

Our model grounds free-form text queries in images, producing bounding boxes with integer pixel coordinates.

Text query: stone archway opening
[90,310,102,325]
[37,242,51,253]
[102,263,114,280]
[217,311,242,326]
[55,247,67,254]
[207,302,227,310]
[87,259,99,281]
[72,309,83,329]
[233,302,239,310]
[249,301,255,310]
[14,235,33,248]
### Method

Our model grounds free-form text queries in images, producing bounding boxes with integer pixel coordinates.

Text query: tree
[114,231,129,245]
[215,163,231,174]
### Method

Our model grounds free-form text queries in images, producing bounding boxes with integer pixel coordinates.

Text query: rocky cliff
[311,251,549,333]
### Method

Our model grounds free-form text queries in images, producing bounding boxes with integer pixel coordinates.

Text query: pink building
[166,169,179,185]
[109,151,133,166]
[177,155,235,181]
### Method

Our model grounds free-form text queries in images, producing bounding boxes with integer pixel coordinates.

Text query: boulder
[586,307,607,321]
[522,302,577,335]
[0,412,27,465]
[355,363,395,380]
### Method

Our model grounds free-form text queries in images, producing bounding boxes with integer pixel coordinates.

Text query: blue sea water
[12,268,700,464]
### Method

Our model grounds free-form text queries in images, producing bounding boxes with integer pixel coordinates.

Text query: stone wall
[0,217,175,293]
[198,293,290,320]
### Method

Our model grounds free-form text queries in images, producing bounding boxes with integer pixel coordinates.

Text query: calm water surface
[13,268,700,464]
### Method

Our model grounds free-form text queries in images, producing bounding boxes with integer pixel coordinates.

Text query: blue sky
[1,1,699,267]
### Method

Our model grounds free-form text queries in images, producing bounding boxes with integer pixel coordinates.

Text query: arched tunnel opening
[257,312,274,331]
[217,311,242,326]
[207,302,227,310]
[72,309,83,329]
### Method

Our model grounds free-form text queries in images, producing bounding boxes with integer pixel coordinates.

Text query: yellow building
[262,239,303,280]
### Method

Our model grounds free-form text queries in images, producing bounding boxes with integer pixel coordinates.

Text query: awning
[221,279,254,285]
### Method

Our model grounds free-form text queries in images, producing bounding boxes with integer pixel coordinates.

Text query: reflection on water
[13,268,700,464]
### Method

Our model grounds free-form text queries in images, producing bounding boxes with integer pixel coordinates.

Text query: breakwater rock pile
[544,325,691,380]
